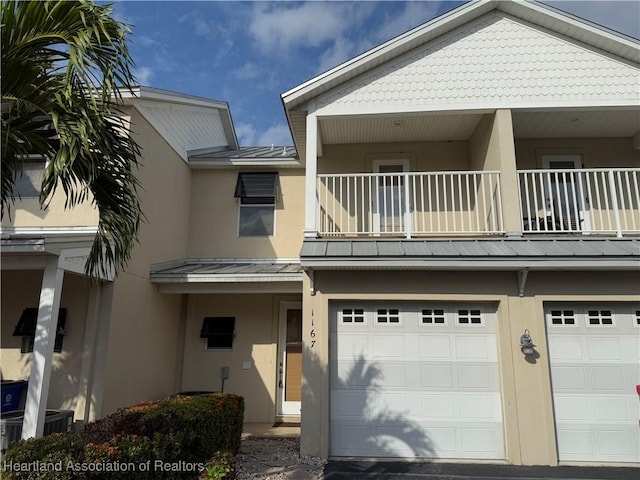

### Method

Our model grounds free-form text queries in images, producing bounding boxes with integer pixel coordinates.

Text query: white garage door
[546,304,640,463]
[330,302,505,459]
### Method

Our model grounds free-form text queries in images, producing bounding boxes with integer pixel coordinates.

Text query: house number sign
[310,309,316,348]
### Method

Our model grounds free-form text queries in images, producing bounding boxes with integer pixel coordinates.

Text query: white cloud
[317,36,357,73]
[233,62,261,80]
[235,122,257,146]
[257,124,293,147]
[248,2,363,53]
[375,1,445,43]
[134,66,154,85]
[544,1,640,39]
[136,35,158,47]
[193,18,211,36]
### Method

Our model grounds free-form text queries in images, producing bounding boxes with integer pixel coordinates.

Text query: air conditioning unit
[1,409,74,450]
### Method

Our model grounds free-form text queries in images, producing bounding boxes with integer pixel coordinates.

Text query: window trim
[375,307,402,325]
[339,307,366,325]
[585,308,616,328]
[547,309,578,328]
[456,308,484,326]
[420,307,447,326]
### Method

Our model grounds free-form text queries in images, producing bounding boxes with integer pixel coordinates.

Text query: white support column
[22,255,64,439]
[305,112,319,237]
[74,283,102,424]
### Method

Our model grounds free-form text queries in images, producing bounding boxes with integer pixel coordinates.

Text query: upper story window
[234,172,278,237]
[14,158,46,199]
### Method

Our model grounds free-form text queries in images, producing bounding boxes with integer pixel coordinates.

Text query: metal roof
[300,238,640,270]
[188,146,301,169]
[151,261,303,283]
[189,146,297,160]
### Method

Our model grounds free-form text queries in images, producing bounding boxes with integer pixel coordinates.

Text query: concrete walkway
[323,461,640,480]
[242,422,301,439]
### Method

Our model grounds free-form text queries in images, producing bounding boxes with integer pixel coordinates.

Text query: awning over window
[234,172,278,200]
[200,317,235,338]
[13,308,67,336]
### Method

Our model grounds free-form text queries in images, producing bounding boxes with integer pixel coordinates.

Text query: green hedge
[2,394,244,480]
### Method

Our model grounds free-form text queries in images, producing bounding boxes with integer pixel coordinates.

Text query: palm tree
[1,0,142,280]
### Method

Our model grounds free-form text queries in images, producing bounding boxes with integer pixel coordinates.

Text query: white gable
[134,100,230,161]
[314,12,640,115]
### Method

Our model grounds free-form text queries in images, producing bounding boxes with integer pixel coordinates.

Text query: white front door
[542,155,591,232]
[372,159,410,234]
[277,302,302,416]
[546,303,640,463]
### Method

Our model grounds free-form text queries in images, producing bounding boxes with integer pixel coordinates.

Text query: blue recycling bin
[1,380,27,413]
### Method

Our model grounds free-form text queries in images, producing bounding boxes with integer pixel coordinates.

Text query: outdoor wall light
[520,329,536,355]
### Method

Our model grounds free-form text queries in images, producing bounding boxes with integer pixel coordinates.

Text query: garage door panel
[332,360,375,386]
[594,396,633,422]
[331,390,371,418]
[551,366,588,391]
[371,392,409,417]
[590,365,628,392]
[597,429,639,456]
[422,394,456,418]
[457,364,498,390]
[554,395,591,421]
[419,335,452,358]
[459,393,501,420]
[335,334,369,357]
[373,334,405,357]
[420,364,454,388]
[548,336,583,360]
[586,337,622,360]
[454,335,495,360]
[461,427,501,454]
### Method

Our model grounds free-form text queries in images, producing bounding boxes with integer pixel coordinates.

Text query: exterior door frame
[277,301,302,417]
[372,158,411,234]
[541,154,591,232]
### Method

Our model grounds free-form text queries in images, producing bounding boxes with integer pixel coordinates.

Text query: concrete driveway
[322,461,639,480]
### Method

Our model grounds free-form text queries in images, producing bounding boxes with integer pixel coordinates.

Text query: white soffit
[134,100,230,161]
[513,109,640,139]
[320,113,485,144]
[313,13,639,116]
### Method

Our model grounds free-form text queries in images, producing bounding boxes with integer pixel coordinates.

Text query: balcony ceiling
[316,109,639,146]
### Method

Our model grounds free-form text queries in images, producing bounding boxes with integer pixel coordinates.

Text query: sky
[111,1,640,147]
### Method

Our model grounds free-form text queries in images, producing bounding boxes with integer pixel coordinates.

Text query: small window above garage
[200,317,235,350]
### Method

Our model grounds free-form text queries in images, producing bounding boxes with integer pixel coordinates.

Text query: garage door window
[421,308,445,325]
[587,309,614,326]
[457,309,482,325]
[341,308,365,324]
[636,310,640,326]
[549,309,576,325]
[376,308,400,324]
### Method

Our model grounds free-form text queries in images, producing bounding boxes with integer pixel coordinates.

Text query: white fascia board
[300,258,639,270]
[315,99,640,117]
[1,226,98,238]
[151,273,304,284]
[123,86,229,109]
[157,282,303,294]
[188,158,303,169]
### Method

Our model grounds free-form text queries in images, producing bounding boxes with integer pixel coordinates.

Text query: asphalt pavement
[322,461,639,480]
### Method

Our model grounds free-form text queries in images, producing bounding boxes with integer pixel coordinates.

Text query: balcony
[314,168,640,239]
[317,171,504,237]
[518,168,640,237]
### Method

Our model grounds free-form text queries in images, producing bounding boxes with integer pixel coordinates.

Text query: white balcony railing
[518,168,640,237]
[317,171,504,237]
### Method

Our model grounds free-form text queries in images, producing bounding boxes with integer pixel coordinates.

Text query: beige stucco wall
[300,269,640,465]
[181,293,301,423]
[187,169,305,259]
[319,141,470,174]
[514,137,640,169]
[99,106,193,415]
[0,270,90,419]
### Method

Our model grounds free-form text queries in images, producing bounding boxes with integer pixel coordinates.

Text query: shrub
[2,394,244,480]
[1,432,86,480]
[198,451,234,480]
